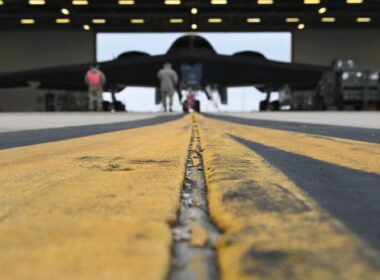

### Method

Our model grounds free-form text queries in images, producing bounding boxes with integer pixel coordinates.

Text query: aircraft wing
[0,52,327,92]
[182,53,327,91]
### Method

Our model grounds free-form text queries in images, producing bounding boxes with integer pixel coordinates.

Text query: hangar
[0,0,379,111]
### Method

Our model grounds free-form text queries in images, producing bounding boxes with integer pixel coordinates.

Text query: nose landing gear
[182,88,201,113]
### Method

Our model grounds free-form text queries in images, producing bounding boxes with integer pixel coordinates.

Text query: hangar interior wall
[0,31,95,111]
[293,29,380,68]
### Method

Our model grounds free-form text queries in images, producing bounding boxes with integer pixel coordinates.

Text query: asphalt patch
[232,135,380,254]
[206,114,380,144]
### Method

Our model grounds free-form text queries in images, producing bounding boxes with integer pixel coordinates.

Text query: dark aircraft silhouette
[0,35,327,109]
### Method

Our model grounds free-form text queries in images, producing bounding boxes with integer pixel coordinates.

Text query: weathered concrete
[216,112,380,129]
[0,112,173,133]
[197,115,380,280]
[0,115,192,280]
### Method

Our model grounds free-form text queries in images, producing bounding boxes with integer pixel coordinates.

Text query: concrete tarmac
[220,112,380,129]
[0,113,181,150]
[197,114,380,279]
[0,112,167,133]
[1,112,380,280]
[207,113,380,143]
[208,113,380,254]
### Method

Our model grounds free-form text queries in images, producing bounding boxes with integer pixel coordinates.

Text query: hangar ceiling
[0,0,379,32]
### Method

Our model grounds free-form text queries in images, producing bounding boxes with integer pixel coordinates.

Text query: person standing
[157,63,178,112]
[85,65,106,111]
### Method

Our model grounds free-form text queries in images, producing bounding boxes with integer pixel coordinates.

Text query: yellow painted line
[200,116,380,175]
[0,116,192,280]
[196,114,380,280]
[190,225,209,248]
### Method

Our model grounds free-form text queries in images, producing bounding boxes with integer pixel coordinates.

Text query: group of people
[84,62,179,112]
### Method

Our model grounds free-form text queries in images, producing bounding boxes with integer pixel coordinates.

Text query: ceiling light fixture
[357,17,371,22]
[61,8,70,15]
[56,18,70,24]
[21,19,35,24]
[72,0,88,5]
[304,0,320,4]
[318,7,327,14]
[346,0,363,4]
[118,0,134,4]
[286,18,300,23]
[92,19,106,24]
[321,17,336,22]
[257,0,273,4]
[169,18,184,24]
[211,0,228,5]
[165,0,181,5]
[247,18,261,23]
[131,18,145,24]
[208,18,223,23]
[29,0,46,5]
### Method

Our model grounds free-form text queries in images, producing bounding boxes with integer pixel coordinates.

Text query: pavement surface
[221,112,380,129]
[0,114,181,150]
[0,112,167,133]
[198,115,380,280]
[0,112,379,280]
[206,113,380,144]
[0,115,192,280]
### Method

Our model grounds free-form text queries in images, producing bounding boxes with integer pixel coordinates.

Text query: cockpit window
[167,35,216,54]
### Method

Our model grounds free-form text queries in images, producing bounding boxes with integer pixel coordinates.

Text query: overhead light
[165,0,181,4]
[131,18,145,24]
[304,0,320,4]
[191,8,198,15]
[298,23,305,30]
[21,19,35,24]
[346,0,363,3]
[92,19,106,24]
[0,0,4,5]
[29,0,46,5]
[56,18,70,24]
[357,17,371,23]
[191,23,198,30]
[321,17,336,22]
[286,18,300,23]
[61,8,70,15]
[318,7,327,14]
[211,0,228,5]
[72,0,88,5]
[169,18,184,24]
[257,0,273,4]
[247,18,261,23]
[83,24,90,30]
[118,0,135,4]
[208,18,223,23]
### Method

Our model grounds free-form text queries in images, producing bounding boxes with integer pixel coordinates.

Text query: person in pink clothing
[85,65,106,111]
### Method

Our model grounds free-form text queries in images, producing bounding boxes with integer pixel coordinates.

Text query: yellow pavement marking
[0,116,192,280]
[190,225,209,248]
[201,116,380,175]
[196,114,380,280]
